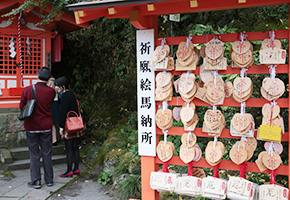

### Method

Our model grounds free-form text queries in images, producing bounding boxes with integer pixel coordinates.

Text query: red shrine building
[0,0,88,108]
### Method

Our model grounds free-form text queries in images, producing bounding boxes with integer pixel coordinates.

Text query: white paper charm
[150,171,179,192]
[9,37,16,58]
[259,184,289,200]
[227,177,258,200]
[175,175,202,196]
[201,176,227,199]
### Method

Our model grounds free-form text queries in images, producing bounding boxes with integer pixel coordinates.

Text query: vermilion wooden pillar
[132,14,159,200]
[288,3,290,191]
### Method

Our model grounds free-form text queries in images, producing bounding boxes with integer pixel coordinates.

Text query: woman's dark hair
[54,76,69,89]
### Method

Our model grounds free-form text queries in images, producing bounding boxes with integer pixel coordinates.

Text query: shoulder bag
[18,85,37,121]
[65,100,84,134]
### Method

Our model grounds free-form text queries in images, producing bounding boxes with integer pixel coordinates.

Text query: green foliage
[118,174,141,200]
[97,171,112,185]
[1,171,16,178]
[1,0,82,26]
[55,18,137,143]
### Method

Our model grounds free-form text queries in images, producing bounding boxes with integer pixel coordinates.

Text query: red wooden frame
[67,1,290,199]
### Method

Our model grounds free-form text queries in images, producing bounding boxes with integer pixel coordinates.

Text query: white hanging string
[213,105,217,112]
[213,70,218,86]
[213,136,218,151]
[26,37,31,56]
[278,115,285,134]
[269,30,275,42]
[271,100,277,107]
[160,38,166,51]
[241,136,247,150]
[162,130,168,146]
[187,131,192,150]
[240,32,244,44]
[240,102,246,116]
[186,102,190,109]
[240,68,248,79]
[239,32,248,44]
[186,70,190,80]
[162,101,168,115]
[267,141,274,157]
[185,34,193,49]
[269,65,276,83]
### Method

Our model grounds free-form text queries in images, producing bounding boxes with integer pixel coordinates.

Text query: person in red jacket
[19,67,56,189]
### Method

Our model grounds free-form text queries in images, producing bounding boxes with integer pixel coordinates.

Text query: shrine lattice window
[0,35,43,75]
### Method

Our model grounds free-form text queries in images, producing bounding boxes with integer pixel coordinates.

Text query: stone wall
[0,108,26,148]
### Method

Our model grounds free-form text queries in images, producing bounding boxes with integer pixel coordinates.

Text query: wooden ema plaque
[205,141,225,166]
[155,71,173,101]
[179,132,202,164]
[175,41,199,71]
[231,40,254,68]
[255,141,283,172]
[149,45,175,70]
[259,38,286,65]
[156,141,175,162]
[148,29,290,200]
[202,38,227,71]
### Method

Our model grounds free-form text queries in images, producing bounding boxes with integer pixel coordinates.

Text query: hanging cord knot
[162,101,168,115]
[240,102,246,116]
[162,130,168,146]
[158,38,167,52]
[268,65,277,83]
[240,68,248,79]
[185,34,193,50]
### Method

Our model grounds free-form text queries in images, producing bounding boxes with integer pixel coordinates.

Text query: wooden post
[141,156,159,200]
[288,3,290,192]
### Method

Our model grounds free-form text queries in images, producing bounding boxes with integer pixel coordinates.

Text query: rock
[128,157,141,174]
[103,148,122,173]
[0,149,12,164]
[0,112,26,148]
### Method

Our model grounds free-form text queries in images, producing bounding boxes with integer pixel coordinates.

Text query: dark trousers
[26,130,53,183]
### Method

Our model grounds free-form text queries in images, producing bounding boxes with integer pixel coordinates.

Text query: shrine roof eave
[67,0,290,26]
[0,0,90,32]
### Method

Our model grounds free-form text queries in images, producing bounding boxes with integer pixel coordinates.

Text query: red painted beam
[156,30,289,45]
[156,157,289,176]
[156,127,289,142]
[74,9,107,24]
[156,97,289,108]
[68,0,290,22]
[139,0,290,16]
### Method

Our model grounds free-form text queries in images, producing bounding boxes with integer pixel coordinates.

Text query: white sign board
[137,29,156,156]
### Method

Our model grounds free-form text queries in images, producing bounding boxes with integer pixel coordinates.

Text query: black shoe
[46,182,53,187]
[27,180,41,189]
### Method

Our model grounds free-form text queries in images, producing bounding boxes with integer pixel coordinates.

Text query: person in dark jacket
[54,76,84,177]
[19,67,56,189]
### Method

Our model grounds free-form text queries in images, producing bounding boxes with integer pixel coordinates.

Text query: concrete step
[10,144,66,161]
[6,154,67,171]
